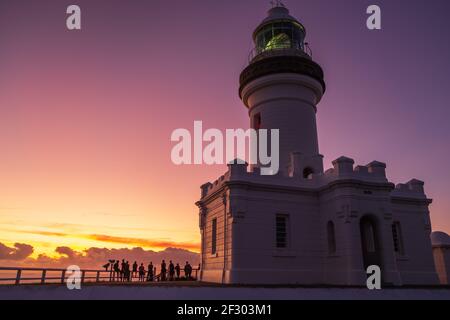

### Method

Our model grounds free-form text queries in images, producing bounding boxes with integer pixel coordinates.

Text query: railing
[0,267,111,285]
[0,266,200,285]
[248,42,313,63]
[154,268,199,282]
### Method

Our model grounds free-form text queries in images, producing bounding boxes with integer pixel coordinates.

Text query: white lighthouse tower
[197,5,441,286]
[239,5,325,177]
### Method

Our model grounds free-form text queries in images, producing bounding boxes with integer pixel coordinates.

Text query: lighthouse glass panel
[266,33,291,50]
[255,21,305,55]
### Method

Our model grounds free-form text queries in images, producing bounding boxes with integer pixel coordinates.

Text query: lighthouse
[197,5,440,286]
[239,5,325,177]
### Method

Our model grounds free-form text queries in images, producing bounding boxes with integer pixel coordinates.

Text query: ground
[1,282,450,300]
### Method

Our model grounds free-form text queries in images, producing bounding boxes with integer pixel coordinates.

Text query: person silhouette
[187,262,192,279]
[175,263,181,279]
[120,259,126,281]
[184,261,192,279]
[169,260,175,281]
[107,259,115,281]
[132,261,138,279]
[139,263,145,282]
[147,262,154,281]
[113,260,120,281]
[123,260,127,282]
[161,260,167,281]
[184,261,189,279]
[125,261,131,281]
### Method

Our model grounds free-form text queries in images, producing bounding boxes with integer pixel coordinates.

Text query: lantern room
[251,6,308,60]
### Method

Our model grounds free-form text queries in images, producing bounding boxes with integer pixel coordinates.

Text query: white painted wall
[198,159,440,286]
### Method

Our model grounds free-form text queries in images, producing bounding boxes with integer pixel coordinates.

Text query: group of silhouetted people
[103,259,198,282]
[160,260,194,281]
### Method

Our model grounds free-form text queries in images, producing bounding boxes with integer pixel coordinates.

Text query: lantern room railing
[248,42,313,63]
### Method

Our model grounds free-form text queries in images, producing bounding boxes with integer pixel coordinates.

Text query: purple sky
[0,0,449,256]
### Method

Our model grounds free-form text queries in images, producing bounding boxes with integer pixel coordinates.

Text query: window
[327,221,336,254]
[303,167,314,179]
[276,215,289,248]
[253,113,262,130]
[211,218,217,255]
[392,222,404,255]
[265,33,291,50]
[255,22,305,54]
[361,222,376,253]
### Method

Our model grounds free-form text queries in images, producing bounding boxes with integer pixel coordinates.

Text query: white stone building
[432,232,450,285]
[196,6,445,286]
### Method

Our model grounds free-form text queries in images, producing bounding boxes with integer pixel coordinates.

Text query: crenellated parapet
[391,178,429,200]
[198,172,230,201]
[197,155,433,204]
[197,156,394,201]
[324,156,388,183]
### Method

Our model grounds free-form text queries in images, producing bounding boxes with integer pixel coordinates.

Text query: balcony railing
[248,42,313,63]
[0,266,200,285]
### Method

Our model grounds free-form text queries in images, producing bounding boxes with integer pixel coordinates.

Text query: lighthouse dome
[256,6,299,29]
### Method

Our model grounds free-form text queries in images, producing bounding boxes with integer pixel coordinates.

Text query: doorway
[360,216,383,271]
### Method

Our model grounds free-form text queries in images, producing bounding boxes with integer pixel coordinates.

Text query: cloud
[0,242,34,260]
[44,222,197,235]
[6,229,200,252]
[15,230,68,237]
[85,234,200,252]
[0,206,27,211]
[55,246,77,259]
[0,241,200,270]
[80,212,138,218]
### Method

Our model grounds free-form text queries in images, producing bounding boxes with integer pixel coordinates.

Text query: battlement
[324,156,387,182]
[391,178,427,198]
[199,156,392,200]
[200,173,230,199]
[198,156,430,200]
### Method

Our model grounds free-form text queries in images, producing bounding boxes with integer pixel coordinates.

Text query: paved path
[1,284,450,300]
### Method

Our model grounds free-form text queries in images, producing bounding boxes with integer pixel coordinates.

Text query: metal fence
[0,266,199,285]
[248,43,313,63]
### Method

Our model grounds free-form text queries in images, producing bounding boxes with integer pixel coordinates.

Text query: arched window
[303,167,314,179]
[327,221,336,254]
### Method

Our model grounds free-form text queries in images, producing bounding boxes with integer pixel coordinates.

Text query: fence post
[15,269,22,285]
[81,270,86,283]
[41,270,47,284]
[96,271,100,282]
[61,270,66,284]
